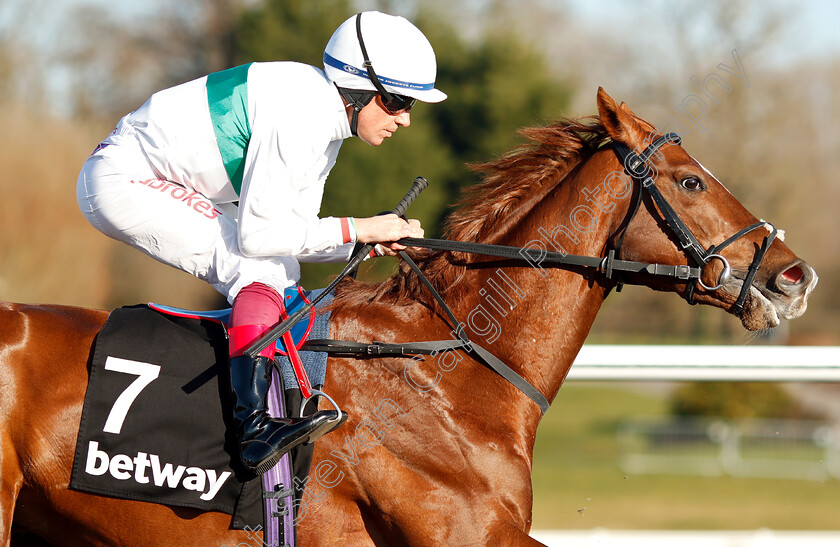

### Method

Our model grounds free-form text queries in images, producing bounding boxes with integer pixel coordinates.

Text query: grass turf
[531,383,839,530]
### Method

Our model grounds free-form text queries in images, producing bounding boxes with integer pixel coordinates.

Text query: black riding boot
[229,354,344,474]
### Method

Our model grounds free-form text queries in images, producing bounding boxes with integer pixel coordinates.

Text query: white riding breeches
[76,127,300,303]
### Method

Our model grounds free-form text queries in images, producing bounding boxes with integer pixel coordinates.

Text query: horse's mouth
[722,268,818,331]
[738,283,780,331]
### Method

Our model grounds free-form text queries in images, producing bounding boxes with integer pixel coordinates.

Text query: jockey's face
[354,94,411,146]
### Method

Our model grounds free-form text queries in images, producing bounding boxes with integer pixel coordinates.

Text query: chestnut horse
[2,89,817,546]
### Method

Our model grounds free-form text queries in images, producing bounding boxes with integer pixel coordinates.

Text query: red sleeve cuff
[340,217,352,244]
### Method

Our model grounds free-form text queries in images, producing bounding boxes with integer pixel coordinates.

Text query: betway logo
[84,440,231,501]
[131,178,221,220]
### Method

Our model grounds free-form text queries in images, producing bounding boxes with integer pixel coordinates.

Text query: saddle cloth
[69,288,332,531]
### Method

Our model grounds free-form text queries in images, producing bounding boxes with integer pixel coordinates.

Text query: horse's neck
[464,264,609,406]
[451,154,617,409]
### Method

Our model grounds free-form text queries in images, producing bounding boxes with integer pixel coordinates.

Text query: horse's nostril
[780,265,804,284]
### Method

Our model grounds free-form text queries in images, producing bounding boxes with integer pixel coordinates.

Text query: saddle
[70,286,333,546]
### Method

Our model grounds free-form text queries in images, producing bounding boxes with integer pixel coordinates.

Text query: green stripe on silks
[206,63,253,196]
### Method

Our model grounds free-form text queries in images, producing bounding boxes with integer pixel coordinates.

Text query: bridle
[253,132,782,416]
[399,132,778,317]
[610,132,778,316]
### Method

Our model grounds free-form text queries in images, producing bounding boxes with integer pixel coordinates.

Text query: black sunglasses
[356,13,417,115]
[377,93,416,115]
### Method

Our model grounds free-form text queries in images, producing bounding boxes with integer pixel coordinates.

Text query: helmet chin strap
[355,12,395,104]
[347,103,361,137]
[334,13,412,137]
[336,85,374,137]
[339,12,390,137]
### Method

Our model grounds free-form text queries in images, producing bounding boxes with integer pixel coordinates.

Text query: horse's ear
[619,101,640,118]
[597,87,647,147]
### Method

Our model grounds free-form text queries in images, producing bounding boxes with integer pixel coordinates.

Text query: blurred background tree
[0,0,835,347]
[669,382,821,420]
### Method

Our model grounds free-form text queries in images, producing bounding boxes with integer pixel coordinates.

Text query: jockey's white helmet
[324,11,447,104]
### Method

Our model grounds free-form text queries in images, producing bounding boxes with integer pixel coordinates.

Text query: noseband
[611,133,778,315]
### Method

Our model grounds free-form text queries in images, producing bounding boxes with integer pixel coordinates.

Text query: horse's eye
[681,177,703,191]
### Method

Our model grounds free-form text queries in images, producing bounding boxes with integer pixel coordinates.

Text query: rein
[395,237,702,283]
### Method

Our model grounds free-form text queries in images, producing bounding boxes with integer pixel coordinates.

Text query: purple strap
[262,366,296,547]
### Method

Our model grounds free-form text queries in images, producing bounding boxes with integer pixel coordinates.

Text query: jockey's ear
[597,87,650,149]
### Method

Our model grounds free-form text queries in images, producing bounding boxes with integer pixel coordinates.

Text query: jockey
[76,11,446,474]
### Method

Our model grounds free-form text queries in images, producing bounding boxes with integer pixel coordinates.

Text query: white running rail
[568,345,840,382]
[530,529,840,546]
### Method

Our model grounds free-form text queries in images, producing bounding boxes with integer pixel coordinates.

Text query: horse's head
[596,88,817,331]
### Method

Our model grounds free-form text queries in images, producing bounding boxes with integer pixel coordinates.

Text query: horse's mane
[331,116,611,312]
